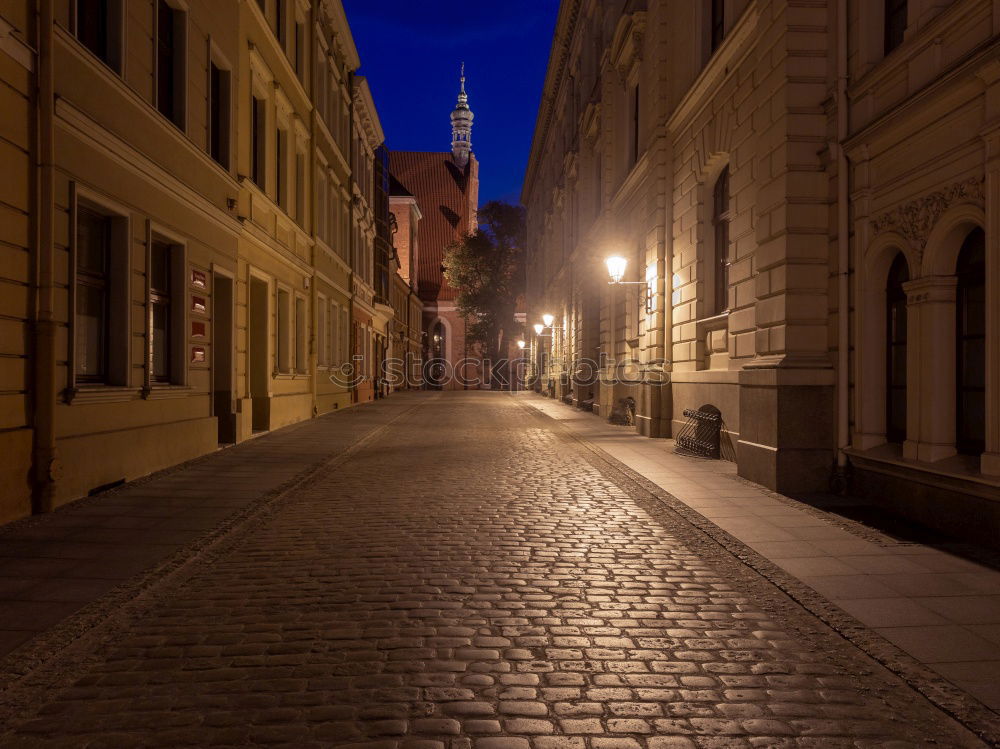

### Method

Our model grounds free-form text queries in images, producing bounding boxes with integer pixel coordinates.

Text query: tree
[443,201,526,387]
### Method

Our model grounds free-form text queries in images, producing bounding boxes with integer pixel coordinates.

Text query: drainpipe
[835,0,851,482]
[32,0,58,514]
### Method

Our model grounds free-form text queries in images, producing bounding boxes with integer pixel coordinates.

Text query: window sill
[145,385,193,400]
[65,385,141,405]
[845,445,1000,495]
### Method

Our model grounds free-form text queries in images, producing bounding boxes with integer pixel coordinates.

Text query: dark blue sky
[343,0,559,206]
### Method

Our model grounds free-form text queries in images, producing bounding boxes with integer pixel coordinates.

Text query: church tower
[450,64,474,168]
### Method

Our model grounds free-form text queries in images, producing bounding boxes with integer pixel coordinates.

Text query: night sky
[342,0,559,206]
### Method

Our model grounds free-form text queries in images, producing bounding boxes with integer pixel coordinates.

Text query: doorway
[213,273,235,443]
[249,276,270,432]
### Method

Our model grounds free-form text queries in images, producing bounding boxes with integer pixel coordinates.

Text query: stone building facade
[389,72,481,391]
[0,0,396,526]
[524,0,1000,543]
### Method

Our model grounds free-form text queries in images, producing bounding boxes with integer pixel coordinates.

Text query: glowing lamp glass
[517,340,526,349]
[533,324,544,335]
[542,314,555,327]
[606,256,628,284]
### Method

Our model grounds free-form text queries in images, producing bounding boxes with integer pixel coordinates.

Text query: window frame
[69,185,131,392]
[208,47,233,170]
[146,224,188,388]
[72,0,124,74]
[154,0,188,131]
[955,228,986,456]
[294,294,308,373]
[885,252,910,444]
[884,0,908,56]
[711,167,731,317]
[276,285,292,374]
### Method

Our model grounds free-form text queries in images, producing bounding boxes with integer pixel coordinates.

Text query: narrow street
[0,393,987,747]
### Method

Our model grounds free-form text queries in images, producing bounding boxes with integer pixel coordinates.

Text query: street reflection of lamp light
[606,256,628,284]
[533,323,544,335]
[517,340,526,349]
[542,313,555,327]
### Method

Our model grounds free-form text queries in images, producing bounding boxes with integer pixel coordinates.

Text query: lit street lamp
[605,256,653,313]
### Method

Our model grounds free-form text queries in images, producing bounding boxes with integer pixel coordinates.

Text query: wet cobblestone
[0,394,982,747]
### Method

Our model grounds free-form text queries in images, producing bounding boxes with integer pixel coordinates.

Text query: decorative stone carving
[870,178,985,259]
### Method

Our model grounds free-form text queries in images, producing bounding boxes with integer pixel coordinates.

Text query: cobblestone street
[0,393,987,747]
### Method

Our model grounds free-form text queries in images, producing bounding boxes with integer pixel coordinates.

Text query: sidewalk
[0,392,429,664]
[521,394,1000,717]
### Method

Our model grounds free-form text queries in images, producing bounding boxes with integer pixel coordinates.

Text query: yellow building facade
[0,0,391,526]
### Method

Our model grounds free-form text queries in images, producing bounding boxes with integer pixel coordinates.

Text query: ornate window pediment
[611,11,646,78]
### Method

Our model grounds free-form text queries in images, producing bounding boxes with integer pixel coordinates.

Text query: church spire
[450,63,474,168]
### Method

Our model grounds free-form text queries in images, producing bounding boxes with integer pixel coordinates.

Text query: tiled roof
[389,151,475,303]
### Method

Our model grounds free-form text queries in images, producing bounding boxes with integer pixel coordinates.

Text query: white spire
[451,62,473,168]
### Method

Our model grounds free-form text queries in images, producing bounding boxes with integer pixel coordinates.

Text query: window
[295,296,307,372]
[294,21,305,79]
[331,302,339,365]
[277,288,290,373]
[149,240,173,383]
[956,228,986,456]
[156,0,185,128]
[886,252,909,443]
[273,0,285,46]
[209,61,231,168]
[75,207,111,382]
[631,84,640,166]
[316,170,327,241]
[884,0,907,55]
[251,95,266,188]
[711,167,730,315]
[295,152,306,225]
[276,125,288,209]
[710,0,725,54]
[340,307,349,362]
[75,0,121,71]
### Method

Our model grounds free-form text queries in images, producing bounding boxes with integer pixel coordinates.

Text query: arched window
[712,167,730,316]
[956,228,986,456]
[886,252,909,443]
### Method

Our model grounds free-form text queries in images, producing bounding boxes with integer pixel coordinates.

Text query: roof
[389,151,477,303]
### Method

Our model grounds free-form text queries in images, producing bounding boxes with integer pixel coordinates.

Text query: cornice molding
[522,0,582,203]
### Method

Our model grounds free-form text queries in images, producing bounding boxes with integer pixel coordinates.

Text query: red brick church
[389,69,481,389]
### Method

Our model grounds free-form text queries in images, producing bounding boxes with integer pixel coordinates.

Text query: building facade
[0,0,394,526]
[524,0,1000,543]
[389,182,424,391]
[389,72,481,391]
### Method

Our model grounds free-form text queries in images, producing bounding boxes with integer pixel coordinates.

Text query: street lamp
[517,340,526,349]
[605,256,653,313]
[542,313,555,328]
[533,323,545,335]
[606,256,628,284]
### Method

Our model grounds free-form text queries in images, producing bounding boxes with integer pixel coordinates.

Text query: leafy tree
[443,201,526,386]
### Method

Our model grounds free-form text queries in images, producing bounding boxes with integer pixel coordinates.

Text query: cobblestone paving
[0,394,982,747]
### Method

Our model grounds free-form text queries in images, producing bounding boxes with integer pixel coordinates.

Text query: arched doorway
[956,228,986,456]
[885,252,909,444]
[428,321,446,390]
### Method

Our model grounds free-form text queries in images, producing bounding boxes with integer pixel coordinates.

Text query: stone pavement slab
[0,392,986,747]
[521,394,1000,725]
